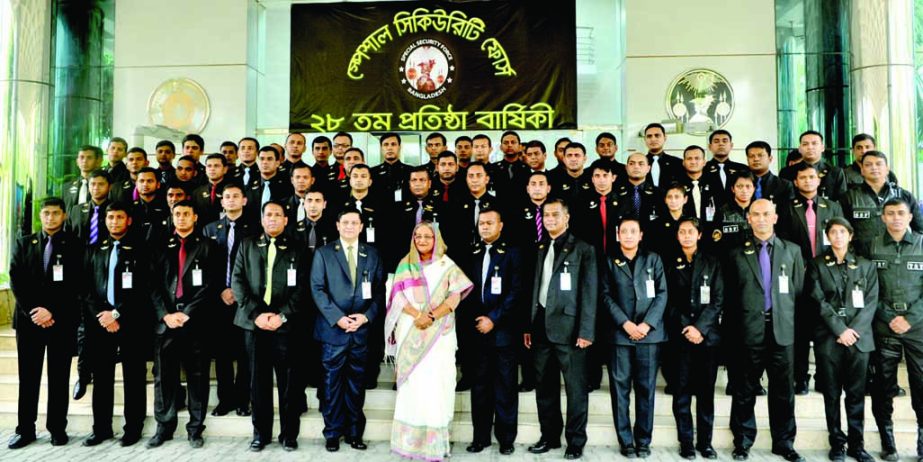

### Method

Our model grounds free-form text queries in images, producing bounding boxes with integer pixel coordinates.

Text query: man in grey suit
[523,198,597,460]
[310,209,385,453]
[727,199,805,462]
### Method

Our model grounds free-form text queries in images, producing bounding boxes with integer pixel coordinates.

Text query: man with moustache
[244,146,294,219]
[281,132,307,175]
[780,131,847,201]
[746,141,794,204]
[192,154,231,225]
[432,151,466,205]
[310,136,338,194]
[284,163,315,223]
[595,132,627,179]
[455,135,474,170]
[424,132,448,178]
[64,145,102,211]
[154,140,177,185]
[703,130,748,191]
[103,137,131,185]
[616,152,664,230]
[370,132,411,203]
[644,123,682,188]
[548,142,592,204]
[109,147,150,204]
[234,137,260,186]
[332,132,353,182]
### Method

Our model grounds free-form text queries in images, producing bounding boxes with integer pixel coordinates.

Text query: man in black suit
[678,146,724,227]
[8,197,83,449]
[644,123,683,188]
[594,132,627,180]
[103,137,130,185]
[68,170,113,246]
[288,189,338,252]
[80,202,151,447]
[616,152,664,230]
[203,183,257,417]
[664,218,724,459]
[704,130,748,192]
[231,201,307,452]
[392,166,445,272]
[777,162,845,395]
[547,143,592,204]
[727,199,806,462]
[524,198,597,460]
[109,147,149,204]
[780,131,848,202]
[234,137,260,186]
[490,130,530,202]
[64,145,103,212]
[191,154,231,225]
[600,218,668,458]
[746,141,794,205]
[131,167,170,244]
[463,209,523,455]
[245,146,294,219]
[147,200,221,449]
[283,162,315,223]
[311,209,385,452]
[370,132,411,204]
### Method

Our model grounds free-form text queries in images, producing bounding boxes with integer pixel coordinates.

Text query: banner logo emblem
[400,39,455,100]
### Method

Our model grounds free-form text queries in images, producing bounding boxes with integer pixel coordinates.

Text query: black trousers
[76,321,92,384]
[793,301,816,384]
[87,329,147,437]
[364,313,384,387]
[587,317,611,389]
[16,327,74,437]
[456,309,477,385]
[292,316,321,413]
[872,333,923,455]
[610,343,660,448]
[152,328,209,437]
[245,328,299,441]
[532,313,589,448]
[814,335,869,450]
[471,342,518,446]
[213,306,249,409]
[669,341,718,447]
[320,337,367,440]
[730,320,796,451]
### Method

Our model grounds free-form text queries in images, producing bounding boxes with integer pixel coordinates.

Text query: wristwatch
[279,314,288,324]
[111,309,121,320]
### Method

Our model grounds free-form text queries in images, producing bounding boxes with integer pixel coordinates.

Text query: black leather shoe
[345,437,367,450]
[828,446,846,461]
[880,448,899,461]
[897,387,908,397]
[499,443,515,455]
[697,445,718,459]
[466,442,489,453]
[145,432,173,448]
[846,448,873,462]
[211,402,234,416]
[365,381,378,390]
[7,433,35,449]
[733,447,750,460]
[680,442,696,459]
[794,380,809,396]
[120,433,141,447]
[637,445,652,458]
[564,445,583,459]
[82,433,113,447]
[282,439,298,451]
[756,385,768,396]
[528,439,561,454]
[518,382,535,392]
[326,438,340,452]
[50,433,68,446]
[235,406,251,416]
[772,448,805,462]
[73,380,88,400]
[188,434,204,448]
[620,445,638,458]
[249,439,264,452]
[455,379,472,391]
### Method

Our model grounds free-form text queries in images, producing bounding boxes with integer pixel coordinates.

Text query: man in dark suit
[664,218,724,459]
[704,130,748,192]
[616,153,664,231]
[147,200,221,449]
[807,218,877,462]
[231,201,307,452]
[80,202,151,447]
[600,218,668,458]
[678,146,724,227]
[777,162,845,394]
[780,131,848,202]
[203,183,257,417]
[746,141,794,205]
[463,209,523,455]
[310,209,385,452]
[67,170,113,245]
[131,167,170,244]
[8,197,83,449]
[524,198,597,460]
[392,166,445,272]
[64,146,103,212]
[643,123,683,188]
[369,133,411,203]
[727,199,805,462]
[103,137,131,185]
[244,146,295,220]
[191,154,231,225]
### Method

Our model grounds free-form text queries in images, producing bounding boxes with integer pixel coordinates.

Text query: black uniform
[130,197,171,244]
[752,172,794,205]
[63,176,92,212]
[104,162,131,186]
[780,159,848,201]
[9,229,83,440]
[244,175,294,221]
[646,152,683,189]
[489,159,530,203]
[840,181,923,248]
[703,158,748,193]
[547,169,592,205]
[370,160,411,204]
[615,181,664,232]
[843,162,897,188]
[192,180,231,225]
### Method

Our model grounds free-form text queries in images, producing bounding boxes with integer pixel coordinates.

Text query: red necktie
[337,164,346,181]
[176,238,187,299]
[209,183,217,204]
[805,199,817,257]
[600,195,608,252]
[442,186,449,203]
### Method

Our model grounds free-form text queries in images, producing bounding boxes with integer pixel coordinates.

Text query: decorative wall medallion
[665,68,734,136]
[147,78,211,133]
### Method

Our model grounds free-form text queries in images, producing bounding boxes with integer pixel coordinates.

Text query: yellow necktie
[263,237,276,305]
[347,245,356,288]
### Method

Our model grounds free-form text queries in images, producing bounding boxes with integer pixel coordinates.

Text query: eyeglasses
[413,234,434,240]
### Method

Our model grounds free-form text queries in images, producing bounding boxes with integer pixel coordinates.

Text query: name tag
[705,205,715,222]
[192,268,203,286]
[491,276,502,295]
[366,227,376,243]
[874,259,888,269]
[852,289,865,308]
[700,285,710,304]
[853,211,871,219]
[52,264,64,282]
[122,272,133,289]
[560,272,572,291]
[394,189,402,202]
[287,268,297,286]
[362,281,372,299]
[779,275,789,294]
[723,224,739,233]
[645,279,656,299]
[908,262,923,271]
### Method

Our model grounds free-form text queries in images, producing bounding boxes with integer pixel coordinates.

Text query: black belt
[175,303,187,312]
[888,302,909,312]
[763,310,772,322]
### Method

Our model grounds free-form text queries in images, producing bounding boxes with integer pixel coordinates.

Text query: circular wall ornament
[147,78,211,134]
[665,69,734,136]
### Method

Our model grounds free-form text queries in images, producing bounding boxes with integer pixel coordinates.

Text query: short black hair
[437,151,458,162]
[349,163,371,175]
[155,140,176,152]
[176,155,197,166]
[344,147,365,159]
[261,200,285,215]
[454,135,472,145]
[205,153,228,166]
[108,137,128,148]
[542,197,569,215]
[88,169,112,184]
[525,140,546,153]
[596,132,617,145]
[708,129,732,143]
[182,134,204,150]
[861,150,888,164]
[137,166,160,181]
[644,123,666,135]
[793,160,818,175]
[799,130,824,143]
[127,147,147,157]
[677,216,701,232]
[171,199,196,212]
[80,145,103,159]
[529,171,550,183]
[745,141,772,157]
[105,201,131,215]
[883,197,912,213]
[563,142,586,155]
[286,132,306,144]
[259,145,281,161]
[379,132,401,145]
[683,145,706,158]
[472,134,491,145]
[312,135,331,149]
[333,131,353,144]
[731,171,756,186]
[220,141,238,151]
[409,165,431,176]
[824,216,854,236]
[238,137,260,149]
[40,197,66,211]
[500,130,521,143]
[337,208,363,223]
[426,132,447,145]
[479,207,503,221]
[664,181,687,196]
[588,159,613,174]
[852,133,876,147]
[785,149,802,164]
[291,161,313,174]
[220,182,245,196]
[554,137,571,148]
[466,161,489,174]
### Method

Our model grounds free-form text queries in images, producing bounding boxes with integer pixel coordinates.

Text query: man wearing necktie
[191,154,230,225]
[64,146,103,212]
[203,183,258,417]
[67,170,113,247]
[746,141,794,205]
[232,201,308,452]
[617,153,664,231]
[8,198,83,449]
[79,202,150,447]
[704,130,748,193]
[245,146,294,220]
[727,199,805,462]
[643,123,681,188]
[148,200,221,449]
[462,209,523,455]
[393,167,443,273]
[310,209,385,452]
[777,163,844,396]
[284,163,314,223]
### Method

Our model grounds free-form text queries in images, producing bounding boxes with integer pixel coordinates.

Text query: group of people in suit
[7,126,923,462]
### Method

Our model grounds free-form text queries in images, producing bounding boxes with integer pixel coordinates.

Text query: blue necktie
[107,241,119,306]
[226,222,235,286]
[755,177,763,199]
[43,237,53,272]
[261,181,271,206]
[89,205,100,244]
[632,186,641,217]
[759,240,771,312]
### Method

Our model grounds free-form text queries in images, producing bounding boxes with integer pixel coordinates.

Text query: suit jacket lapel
[552,234,573,274]
[632,252,647,281]
[793,202,809,242]
[180,238,201,282]
[333,242,353,289]
[745,243,765,291]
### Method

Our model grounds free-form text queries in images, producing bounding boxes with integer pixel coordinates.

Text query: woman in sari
[385,221,473,461]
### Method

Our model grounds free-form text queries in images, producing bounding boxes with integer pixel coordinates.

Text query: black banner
[290,0,577,132]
